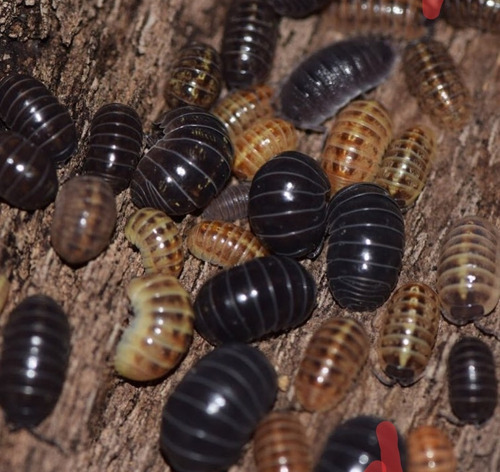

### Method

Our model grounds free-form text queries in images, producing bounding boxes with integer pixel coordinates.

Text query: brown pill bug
[442,0,500,34]
[125,208,184,277]
[294,317,369,412]
[201,182,251,221]
[268,0,334,17]
[50,175,117,265]
[0,274,9,313]
[407,425,457,472]
[253,411,312,472]
[114,273,194,382]
[186,220,269,268]
[436,216,500,326]
[378,283,440,386]
[321,100,393,195]
[375,125,436,210]
[402,39,473,131]
[233,117,298,181]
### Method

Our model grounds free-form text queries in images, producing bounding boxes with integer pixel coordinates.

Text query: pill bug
[0,131,58,210]
[442,0,500,34]
[294,317,369,412]
[164,42,223,109]
[321,99,393,195]
[436,215,500,325]
[0,294,70,428]
[200,182,251,221]
[114,273,194,382]
[186,220,269,268]
[378,283,440,386]
[407,425,457,472]
[130,106,233,216]
[326,183,405,311]
[375,125,436,210]
[0,73,77,165]
[278,36,396,130]
[402,39,473,131]
[81,103,143,195]
[0,274,9,313]
[50,175,117,265]
[248,151,331,259]
[221,0,280,90]
[253,411,312,472]
[124,208,184,277]
[194,255,316,345]
[268,0,334,18]
[447,337,497,424]
[160,343,277,472]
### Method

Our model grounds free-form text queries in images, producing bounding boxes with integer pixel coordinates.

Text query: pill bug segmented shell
[194,255,316,345]
[321,99,393,195]
[0,73,77,165]
[200,182,251,221]
[268,0,334,17]
[82,103,143,195]
[436,215,500,325]
[160,343,277,472]
[0,274,9,313]
[125,208,184,277]
[442,0,500,34]
[447,337,498,424]
[0,295,70,428]
[114,273,194,382]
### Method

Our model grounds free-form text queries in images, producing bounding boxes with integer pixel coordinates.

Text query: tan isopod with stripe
[114,273,194,381]
[0,274,9,312]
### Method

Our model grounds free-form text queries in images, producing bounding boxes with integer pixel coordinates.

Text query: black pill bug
[0,295,70,429]
[160,343,277,472]
[327,183,405,311]
[201,181,251,221]
[82,103,143,195]
[278,36,396,130]
[194,255,317,345]
[268,0,334,18]
[130,106,234,216]
[0,73,78,165]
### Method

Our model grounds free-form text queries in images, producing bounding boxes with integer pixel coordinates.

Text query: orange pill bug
[186,220,269,268]
[114,273,194,382]
[321,100,393,195]
[378,283,440,386]
[375,125,436,210]
[124,208,184,277]
[294,317,369,412]
[253,411,312,472]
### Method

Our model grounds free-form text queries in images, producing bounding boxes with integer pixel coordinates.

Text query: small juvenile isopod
[200,182,251,221]
[268,0,334,18]
[442,0,500,34]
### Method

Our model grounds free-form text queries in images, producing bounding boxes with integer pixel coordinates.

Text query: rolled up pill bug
[114,273,194,382]
[50,175,117,265]
[0,295,70,428]
[0,274,9,313]
[81,103,143,194]
[249,151,331,259]
[221,0,280,90]
[321,99,393,195]
[447,337,497,424]
[200,182,251,221]
[436,216,500,325]
[268,0,334,17]
[0,131,58,210]
[0,73,77,165]
[278,36,395,130]
[402,39,472,131]
[327,183,405,311]
[130,106,233,216]
[194,255,316,345]
[160,343,277,472]
[442,0,500,34]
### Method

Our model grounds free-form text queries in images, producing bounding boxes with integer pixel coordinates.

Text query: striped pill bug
[0,294,70,429]
[0,131,58,210]
[114,273,194,382]
[81,103,143,195]
[124,208,184,277]
[200,181,251,221]
[130,106,233,216]
[194,255,316,345]
[186,220,269,268]
[436,215,500,325]
[0,274,9,313]
[160,343,277,472]
[442,0,500,34]
[327,183,405,311]
[321,99,393,195]
[447,337,498,424]
[278,36,396,130]
[268,0,334,17]
[0,73,77,165]
[50,175,117,266]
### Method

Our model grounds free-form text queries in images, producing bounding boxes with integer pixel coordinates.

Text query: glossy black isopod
[268,0,334,18]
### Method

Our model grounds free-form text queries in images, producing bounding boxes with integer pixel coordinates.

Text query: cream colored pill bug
[0,274,9,312]
[114,273,194,382]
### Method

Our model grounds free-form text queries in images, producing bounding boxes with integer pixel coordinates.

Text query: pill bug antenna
[371,365,397,388]
[473,321,500,342]
[23,427,67,456]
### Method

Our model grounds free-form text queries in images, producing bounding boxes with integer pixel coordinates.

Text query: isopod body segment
[200,182,251,221]
[442,0,500,34]
[268,0,334,18]
[0,274,9,313]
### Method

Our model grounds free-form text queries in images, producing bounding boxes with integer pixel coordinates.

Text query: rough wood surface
[0,1,498,471]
